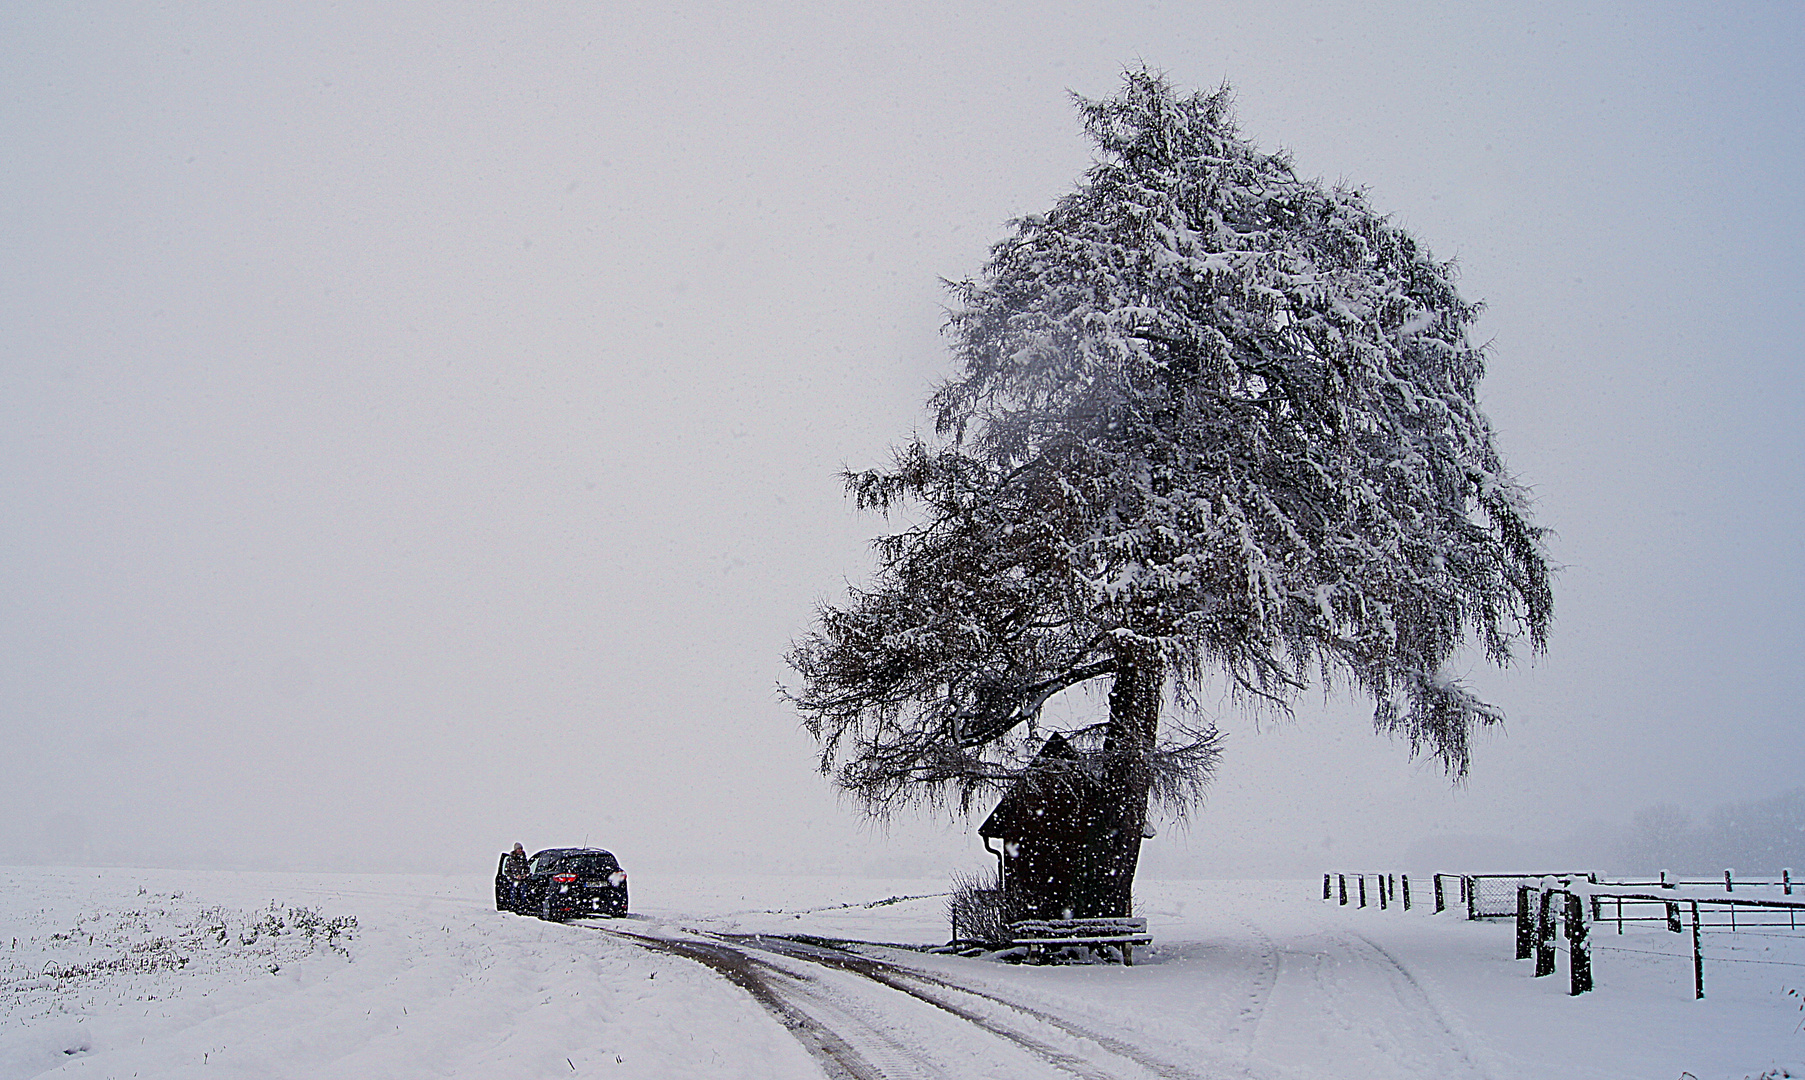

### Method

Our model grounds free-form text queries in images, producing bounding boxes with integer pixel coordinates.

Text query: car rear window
[566,855,619,876]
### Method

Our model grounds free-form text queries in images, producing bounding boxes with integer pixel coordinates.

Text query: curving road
[590,924,1217,1080]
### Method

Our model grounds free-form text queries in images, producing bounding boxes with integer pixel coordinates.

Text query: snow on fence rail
[1325,869,1796,921]
[1524,884,1805,999]
[1591,876,1799,933]
[1321,868,1805,1000]
[1323,871,1602,918]
[1322,871,1588,916]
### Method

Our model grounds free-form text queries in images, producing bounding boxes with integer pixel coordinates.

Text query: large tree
[787,71,1552,916]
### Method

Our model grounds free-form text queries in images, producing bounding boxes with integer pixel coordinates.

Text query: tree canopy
[787,71,1552,834]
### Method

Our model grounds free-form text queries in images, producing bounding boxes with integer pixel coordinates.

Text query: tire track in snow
[594,930,939,1080]
[731,934,1199,1080]
[1305,927,1491,1080]
[1340,929,1491,1077]
[596,925,1206,1080]
[1217,919,1280,1058]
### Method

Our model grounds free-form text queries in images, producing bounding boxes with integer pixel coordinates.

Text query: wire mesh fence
[1465,873,1596,919]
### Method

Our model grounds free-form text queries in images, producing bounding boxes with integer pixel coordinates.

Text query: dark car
[495,847,628,920]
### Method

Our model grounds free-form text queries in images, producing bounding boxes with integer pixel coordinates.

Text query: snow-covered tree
[787,71,1552,916]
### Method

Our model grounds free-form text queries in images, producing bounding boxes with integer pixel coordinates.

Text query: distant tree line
[1615,789,1805,876]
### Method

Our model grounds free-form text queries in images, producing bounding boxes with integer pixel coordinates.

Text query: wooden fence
[1322,867,1805,1000]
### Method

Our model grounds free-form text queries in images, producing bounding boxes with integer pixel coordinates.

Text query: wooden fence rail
[1321,870,1805,1001]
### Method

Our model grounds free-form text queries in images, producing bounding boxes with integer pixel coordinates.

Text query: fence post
[1402,875,1411,911]
[1435,874,1445,913]
[1466,876,1476,921]
[1566,893,1593,995]
[1665,900,1682,934]
[1379,875,1388,910]
[1661,869,1671,889]
[1691,900,1704,1000]
[1324,874,1332,901]
[1535,888,1557,977]
[1339,874,1348,905]
[1515,886,1534,960]
[1784,868,1792,895]
[1359,875,1367,908]
[1724,869,1735,893]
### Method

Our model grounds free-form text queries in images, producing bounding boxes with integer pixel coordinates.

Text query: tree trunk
[1089,637,1162,918]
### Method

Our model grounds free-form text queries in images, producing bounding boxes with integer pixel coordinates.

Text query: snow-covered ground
[2,866,1800,1079]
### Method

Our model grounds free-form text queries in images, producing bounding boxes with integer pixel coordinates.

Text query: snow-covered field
[3,866,1800,1079]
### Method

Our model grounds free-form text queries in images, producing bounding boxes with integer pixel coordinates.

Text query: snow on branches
[788,70,1551,819]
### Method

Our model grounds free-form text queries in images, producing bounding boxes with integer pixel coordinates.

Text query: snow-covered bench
[1009,917,1151,965]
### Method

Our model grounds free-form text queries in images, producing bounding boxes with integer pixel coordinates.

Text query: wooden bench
[1009,917,1152,966]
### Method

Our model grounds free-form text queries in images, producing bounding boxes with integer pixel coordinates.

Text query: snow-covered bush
[4,892,359,1021]
[229,902,359,953]
[946,870,1023,945]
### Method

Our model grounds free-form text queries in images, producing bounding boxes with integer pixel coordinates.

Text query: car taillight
[552,873,578,883]
[608,871,626,887]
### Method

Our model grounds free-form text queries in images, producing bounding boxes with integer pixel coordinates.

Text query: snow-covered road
[596,925,1215,1079]
[3,868,1799,1079]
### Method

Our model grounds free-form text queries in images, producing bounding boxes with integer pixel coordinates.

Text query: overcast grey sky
[4,1,1801,878]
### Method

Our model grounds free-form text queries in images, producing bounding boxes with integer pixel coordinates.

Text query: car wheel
[540,892,562,922]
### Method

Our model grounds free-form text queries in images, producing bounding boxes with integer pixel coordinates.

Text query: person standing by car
[503,843,529,908]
